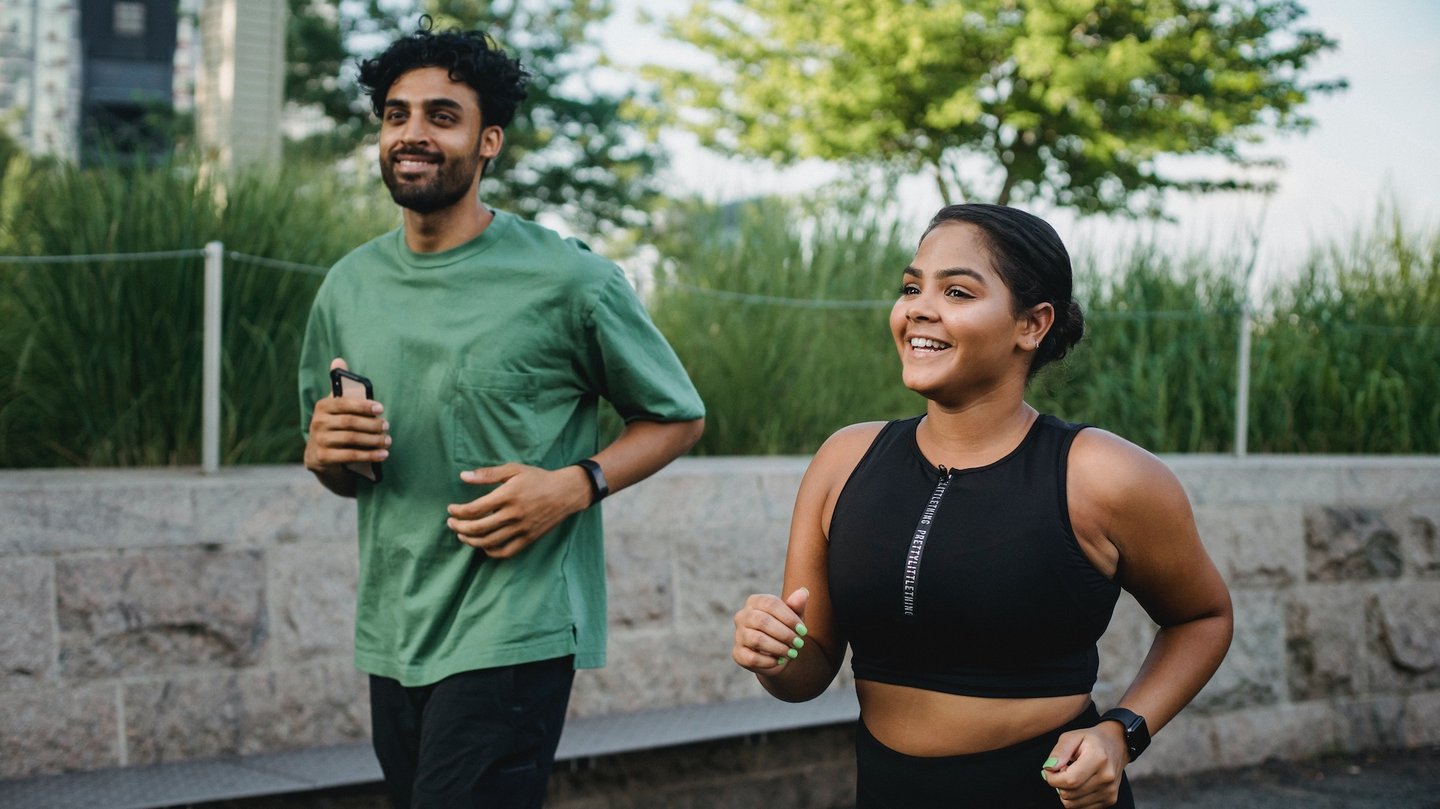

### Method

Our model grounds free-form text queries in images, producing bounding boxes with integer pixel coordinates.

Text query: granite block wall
[1,457,1437,802]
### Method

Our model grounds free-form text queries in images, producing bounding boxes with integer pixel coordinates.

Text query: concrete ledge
[0,743,379,809]
[0,688,861,809]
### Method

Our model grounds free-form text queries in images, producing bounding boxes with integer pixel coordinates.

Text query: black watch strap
[574,459,609,504]
[1098,707,1151,762]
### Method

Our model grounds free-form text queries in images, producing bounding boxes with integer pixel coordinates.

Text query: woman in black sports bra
[731,204,1233,809]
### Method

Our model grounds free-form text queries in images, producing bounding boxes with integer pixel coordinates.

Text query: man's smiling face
[378,66,499,215]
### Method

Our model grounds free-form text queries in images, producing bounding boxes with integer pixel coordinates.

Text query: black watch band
[574,459,609,504]
[1098,707,1151,762]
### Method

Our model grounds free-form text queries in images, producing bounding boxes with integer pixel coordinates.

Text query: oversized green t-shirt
[298,210,703,686]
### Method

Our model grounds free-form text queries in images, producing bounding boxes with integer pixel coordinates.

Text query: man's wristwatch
[574,459,609,504]
[1098,707,1150,762]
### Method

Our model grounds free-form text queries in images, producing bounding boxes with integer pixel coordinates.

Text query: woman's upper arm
[780,421,885,673]
[1068,429,1231,627]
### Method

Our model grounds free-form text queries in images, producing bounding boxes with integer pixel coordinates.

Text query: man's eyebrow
[383,97,466,111]
[902,266,987,283]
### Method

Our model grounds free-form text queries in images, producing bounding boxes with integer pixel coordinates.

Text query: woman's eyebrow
[903,266,987,284]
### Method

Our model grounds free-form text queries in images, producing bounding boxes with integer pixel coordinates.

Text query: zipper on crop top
[901,465,954,619]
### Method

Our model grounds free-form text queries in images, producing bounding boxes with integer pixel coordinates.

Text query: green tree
[285,0,369,152]
[653,0,1344,216]
[284,0,664,235]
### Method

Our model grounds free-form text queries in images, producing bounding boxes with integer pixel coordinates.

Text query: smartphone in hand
[329,368,384,483]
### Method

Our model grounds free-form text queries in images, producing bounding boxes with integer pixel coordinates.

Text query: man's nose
[398,116,431,146]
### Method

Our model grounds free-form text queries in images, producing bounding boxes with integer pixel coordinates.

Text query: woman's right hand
[732,587,810,675]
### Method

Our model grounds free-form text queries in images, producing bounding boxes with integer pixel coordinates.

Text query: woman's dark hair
[921,204,1085,379]
[358,19,530,130]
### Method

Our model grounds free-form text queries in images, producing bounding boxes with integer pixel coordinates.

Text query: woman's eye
[946,287,973,299]
[899,284,919,295]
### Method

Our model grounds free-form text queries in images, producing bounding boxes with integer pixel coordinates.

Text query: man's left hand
[446,463,592,558]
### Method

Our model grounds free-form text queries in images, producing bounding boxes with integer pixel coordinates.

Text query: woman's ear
[1018,301,1055,351]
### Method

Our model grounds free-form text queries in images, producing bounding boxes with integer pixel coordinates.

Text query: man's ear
[479,126,504,161]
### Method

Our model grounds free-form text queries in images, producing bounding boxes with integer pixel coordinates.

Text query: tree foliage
[285,0,368,146]
[653,0,1345,216]
[285,0,663,234]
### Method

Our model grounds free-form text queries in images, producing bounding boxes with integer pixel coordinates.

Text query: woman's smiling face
[890,222,1038,404]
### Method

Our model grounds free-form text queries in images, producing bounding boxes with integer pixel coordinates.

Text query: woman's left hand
[1040,721,1129,809]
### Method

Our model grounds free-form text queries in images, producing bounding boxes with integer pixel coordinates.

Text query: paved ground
[1129,745,1440,808]
[182,744,1440,808]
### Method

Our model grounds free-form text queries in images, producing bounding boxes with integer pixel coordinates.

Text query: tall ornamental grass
[0,157,396,466]
[646,196,923,455]
[648,197,1436,456]
[1,169,1434,466]
[1248,213,1440,452]
[1031,246,1245,452]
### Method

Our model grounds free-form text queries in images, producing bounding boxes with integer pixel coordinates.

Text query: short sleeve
[580,269,704,423]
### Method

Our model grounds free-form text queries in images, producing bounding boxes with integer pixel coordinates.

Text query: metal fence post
[202,241,224,474]
[1234,296,1252,457]
[1233,195,1271,458]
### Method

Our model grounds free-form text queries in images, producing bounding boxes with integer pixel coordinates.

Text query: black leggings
[855,702,1136,809]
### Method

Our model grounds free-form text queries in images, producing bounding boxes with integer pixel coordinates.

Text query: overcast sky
[598,0,1440,279]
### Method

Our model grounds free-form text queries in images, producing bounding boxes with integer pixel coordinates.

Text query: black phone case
[329,368,383,483]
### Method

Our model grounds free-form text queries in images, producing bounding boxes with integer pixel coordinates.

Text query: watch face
[1102,709,1149,760]
[1126,716,1150,757]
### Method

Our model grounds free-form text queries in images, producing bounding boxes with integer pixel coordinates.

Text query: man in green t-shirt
[298,25,704,809]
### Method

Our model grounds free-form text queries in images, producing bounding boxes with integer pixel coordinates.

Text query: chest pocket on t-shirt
[451,368,541,468]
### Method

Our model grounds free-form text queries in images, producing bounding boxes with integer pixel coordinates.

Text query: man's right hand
[304,358,390,483]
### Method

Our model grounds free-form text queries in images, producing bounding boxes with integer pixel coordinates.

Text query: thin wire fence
[0,250,327,273]
[226,251,329,275]
[1,246,1434,470]
[0,245,329,473]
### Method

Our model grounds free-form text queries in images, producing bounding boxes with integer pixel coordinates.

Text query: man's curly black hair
[357,20,530,130]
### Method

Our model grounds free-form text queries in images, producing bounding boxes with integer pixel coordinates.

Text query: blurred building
[0,0,82,160]
[195,0,284,170]
[0,0,284,168]
[78,0,178,162]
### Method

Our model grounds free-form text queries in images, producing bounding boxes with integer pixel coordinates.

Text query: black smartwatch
[1098,707,1150,762]
[574,459,609,504]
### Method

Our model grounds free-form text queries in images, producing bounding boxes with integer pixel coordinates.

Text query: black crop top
[827,415,1120,698]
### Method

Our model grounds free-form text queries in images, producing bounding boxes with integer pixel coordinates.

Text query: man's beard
[380,147,484,214]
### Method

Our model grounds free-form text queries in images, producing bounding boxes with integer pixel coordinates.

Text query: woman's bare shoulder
[1068,426,1196,560]
[813,421,889,468]
[1069,427,1185,502]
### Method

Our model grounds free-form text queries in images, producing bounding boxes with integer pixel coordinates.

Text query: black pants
[855,702,1136,809]
[369,656,575,809]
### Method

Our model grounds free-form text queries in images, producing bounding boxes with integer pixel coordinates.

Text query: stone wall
[1,457,1438,798]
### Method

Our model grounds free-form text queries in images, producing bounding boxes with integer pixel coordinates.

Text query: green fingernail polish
[1043,757,1058,769]
[787,648,798,659]
[775,657,787,666]
[792,637,804,649]
[796,623,807,637]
